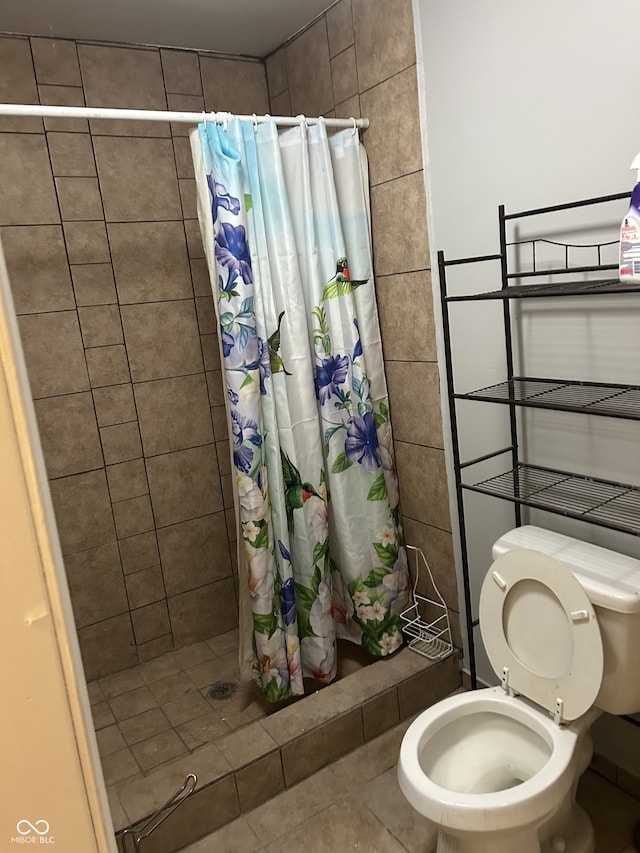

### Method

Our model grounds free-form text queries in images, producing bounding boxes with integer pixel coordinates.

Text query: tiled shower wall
[0,34,268,680]
[266,0,460,641]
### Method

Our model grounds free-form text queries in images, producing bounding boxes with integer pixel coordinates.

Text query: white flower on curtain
[192,117,410,702]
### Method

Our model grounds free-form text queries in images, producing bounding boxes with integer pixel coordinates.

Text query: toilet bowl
[398,526,640,853]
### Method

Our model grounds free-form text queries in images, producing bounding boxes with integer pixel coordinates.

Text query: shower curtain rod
[0,103,369,129]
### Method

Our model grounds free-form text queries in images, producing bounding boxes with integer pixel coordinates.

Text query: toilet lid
[480,549,604,722]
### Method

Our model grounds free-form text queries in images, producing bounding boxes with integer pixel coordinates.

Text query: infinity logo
[16,820,50,836]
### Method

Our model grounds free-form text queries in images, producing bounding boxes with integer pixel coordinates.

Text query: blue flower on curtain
[345,412,382,470]
[221,328,234,357]
[316,354,349,404]
[280,577,297,626]
[207,175,241,223]
[215,222,253,283]
[231,410,262,473]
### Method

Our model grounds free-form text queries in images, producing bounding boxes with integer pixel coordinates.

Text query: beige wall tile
[327,0,354,58]
[86,344,131,388]
[17,311,89,398]
[0,38,42,133]
[352,0,416,92]
[34,392,103,479]
[78,304,123,348]
[106,458,149,503]
[64,542,128,628]
[100,421,143,465]
[403,518,457,612]
[63,220,110,264]
[173,135,195,179]
[49,469,116,554]
[168,578,237,646]
[112,494,155,539]
[160,48,202,96]
[185,219,205,258]
[166,93,204,136]
[360,66,422,186]
[395,442,451,531]
[335,93,361,119]
[93,384,137,427]
[55,177,103,220]
[134,373,213,457]
[147,445,222,527]
[2,225,75,314]
[206,370,224,407]
[47,132,95,176]
[71,263,118,306]
[331,47,358,106]
[131,600,171,646]
[195,295,216,334]
[0,135,59,225]
[237,752,285,813]
[39,84,88,132]
[285,19,334,118]
[362,687,400,741]
[108,220,192,304]
[120,300,203,382]
[190,258,212,297]
[157,513,231,596]
[216,440,232,476]
[376,270,436,362]
[93,136,182,222]
[201,333,221,371]
[280,707,364,787]
[265,49,287,98]
[31,37,81,86]
[77,612,137,680]
[118,530,160,575]
[270,89,291,116]
[397,653,460,719]
[210,405,227,442]
[200,56,269,115]
[370,172,430,276]
[179,179,197,219]
[126,566,165,608]
[386,360,443,448]
[78,43,169,137]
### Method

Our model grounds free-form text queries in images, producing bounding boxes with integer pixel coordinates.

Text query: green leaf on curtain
[311,564,322,594]
[240,373,254,389]
[379,401,389,419]
[363,565,390,587]
[254,612,278,637]
[288,484,304,509]
[264,677,291,703]
[357,401,369,417]
[251,521,270,550]
[322,279,353,301]
[312,539,328,566]
[220,312,234,329]
[294,581,317,610]
[238,297,254,317]
[324,425,343,449]
[244,193,253,212]
[367,474,388,501]
[373,542,398,569]
[374,412,386,428]
[331,452,353,473]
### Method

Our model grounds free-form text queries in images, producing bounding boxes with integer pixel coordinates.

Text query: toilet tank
[492,526,640,716]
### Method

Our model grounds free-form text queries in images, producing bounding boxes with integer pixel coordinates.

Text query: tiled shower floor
[88,629,376,788]
[88,629,269,787]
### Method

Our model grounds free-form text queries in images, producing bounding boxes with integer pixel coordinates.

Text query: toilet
[398,525,640,853]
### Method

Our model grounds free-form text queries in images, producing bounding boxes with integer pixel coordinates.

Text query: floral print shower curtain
[190,118,410,701]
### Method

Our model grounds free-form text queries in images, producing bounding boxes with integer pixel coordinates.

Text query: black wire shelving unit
[438,192,640,723]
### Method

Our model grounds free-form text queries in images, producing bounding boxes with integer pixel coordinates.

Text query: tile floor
[89,629,378,788]
[178,716,640,853]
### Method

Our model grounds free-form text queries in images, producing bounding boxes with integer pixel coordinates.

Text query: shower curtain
[190,117,410,701]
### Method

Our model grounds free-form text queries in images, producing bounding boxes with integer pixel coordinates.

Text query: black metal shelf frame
[438,190,637,690]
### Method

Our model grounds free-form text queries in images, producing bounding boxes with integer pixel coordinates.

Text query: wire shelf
[445,278,640,302]
[460,377,640,420]
[464,463,640,536]
[400,545,454,661]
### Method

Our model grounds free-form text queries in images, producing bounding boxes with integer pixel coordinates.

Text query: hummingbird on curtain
[281,450,320,534]
[322,256,369,300]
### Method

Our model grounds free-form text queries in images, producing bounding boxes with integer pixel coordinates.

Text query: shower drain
[208,680,238,700]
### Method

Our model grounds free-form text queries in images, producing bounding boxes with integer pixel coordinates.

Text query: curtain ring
[252,113,259,132]
[202,111,207,128]
[222,112,230,131]
[351,116,358,136]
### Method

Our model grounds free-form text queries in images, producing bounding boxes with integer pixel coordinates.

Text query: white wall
[414,0,640,771]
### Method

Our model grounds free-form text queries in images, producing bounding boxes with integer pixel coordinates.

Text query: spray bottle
[619,152,640,282]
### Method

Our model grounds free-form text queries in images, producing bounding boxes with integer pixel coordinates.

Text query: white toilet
[398,525,640,853]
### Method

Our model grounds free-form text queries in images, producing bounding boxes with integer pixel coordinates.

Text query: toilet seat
[480,549,604,723]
